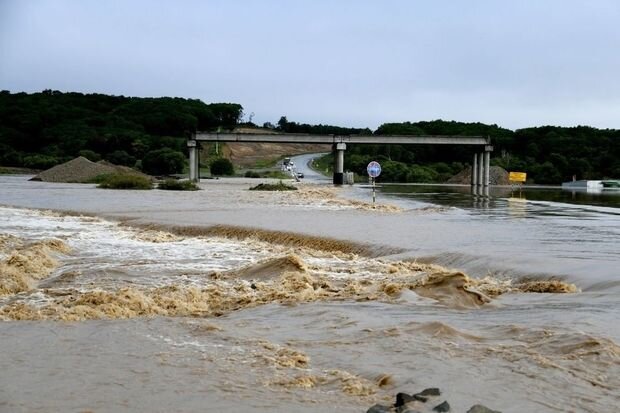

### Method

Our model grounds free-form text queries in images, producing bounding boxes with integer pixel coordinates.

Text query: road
[289,152,330,183]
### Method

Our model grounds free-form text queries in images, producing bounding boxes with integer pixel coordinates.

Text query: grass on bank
[249,181,298,191]
[253,157,279,168]
[313,154,333,175]
[96,173,153,190]
[0,166,40,175]
[157,179,199,191]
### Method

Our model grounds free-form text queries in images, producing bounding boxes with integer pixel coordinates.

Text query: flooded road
[0,175,619,412]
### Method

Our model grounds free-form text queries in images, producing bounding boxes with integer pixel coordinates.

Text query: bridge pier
[471,152,478,188]
[471,146,493,196]
[477,152,484,191]
[484,148,491,188]
[333,142,346,185]
[188,139,200,182]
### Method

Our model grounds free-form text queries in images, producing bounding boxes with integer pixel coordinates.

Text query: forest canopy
[360,120,620,184]
[1,90,619,183]
[0,90,242,172]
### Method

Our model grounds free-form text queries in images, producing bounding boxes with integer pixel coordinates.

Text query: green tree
[0,146,23,166]
[22,154,60,169]
[210,158,234,176]
[106,150,136,167]
[78,150,101,162]
[142,148,185,175]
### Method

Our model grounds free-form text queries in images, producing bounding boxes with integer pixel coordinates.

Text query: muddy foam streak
[0,236,70,296]
[1,251,579,321]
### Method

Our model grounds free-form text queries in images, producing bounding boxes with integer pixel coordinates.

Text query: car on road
[297,172,304,179]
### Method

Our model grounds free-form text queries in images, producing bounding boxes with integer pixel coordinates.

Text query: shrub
[157,179,199,191]
[0,147,23,166]
[142,148,185,175]
[22,155,60,170]
[380,160,409,182]
[406,165,438,183]
[244,171,261,178]
[249,181,297,191]
[87,174,111,184]
[78,150,101,162]
[97,173,152,189]
[106,150,136,167]
[210,158,234,176]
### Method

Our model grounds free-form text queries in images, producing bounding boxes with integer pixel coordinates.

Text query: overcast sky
[1,0,619,130]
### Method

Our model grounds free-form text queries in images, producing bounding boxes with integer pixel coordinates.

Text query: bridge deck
[194,132,490,146]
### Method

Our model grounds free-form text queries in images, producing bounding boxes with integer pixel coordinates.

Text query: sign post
[509,171,527,198]
[508,172,527,183]
[367,161,382,208]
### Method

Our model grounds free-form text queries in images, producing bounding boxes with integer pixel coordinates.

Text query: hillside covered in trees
[318,120,620,184]
[1,90,619,183]
[0,90,242,173]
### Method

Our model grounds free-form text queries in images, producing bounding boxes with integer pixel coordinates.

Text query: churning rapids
[0,175,619,412]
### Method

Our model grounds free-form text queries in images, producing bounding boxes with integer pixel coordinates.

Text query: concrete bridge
[188,132,493,190]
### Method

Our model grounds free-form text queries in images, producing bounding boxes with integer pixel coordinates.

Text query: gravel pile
[32,157,151,183]
[446,166,509,185]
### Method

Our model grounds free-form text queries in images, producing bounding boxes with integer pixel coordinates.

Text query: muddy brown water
[0,175,619,412]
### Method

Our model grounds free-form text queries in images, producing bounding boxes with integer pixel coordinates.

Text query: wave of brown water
[122,222,403,257]
[0,237,70,296]
[1,207,618,413]
[1,248,579,321]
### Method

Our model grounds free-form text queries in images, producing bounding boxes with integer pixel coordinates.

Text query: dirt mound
[447,166,510,185]
[96,160,149,176]
[32,157,151,183]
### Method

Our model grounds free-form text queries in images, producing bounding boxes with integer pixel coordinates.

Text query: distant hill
[2,91,619,183]
[340,120,620,184]
[0,90,242,172]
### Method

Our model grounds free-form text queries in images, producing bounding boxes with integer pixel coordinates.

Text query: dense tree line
[339,120,620,184]
[274,116,372,136]
[0,90,242,173]
[1,91,618,183]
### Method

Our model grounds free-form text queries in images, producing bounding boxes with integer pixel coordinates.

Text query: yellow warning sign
[509,172,527,182]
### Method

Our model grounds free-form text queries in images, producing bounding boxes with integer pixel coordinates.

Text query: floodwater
[0,175,619,413]
[382,183,620,209]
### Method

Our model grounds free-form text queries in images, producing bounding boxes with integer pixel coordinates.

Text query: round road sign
[367,161,381,178]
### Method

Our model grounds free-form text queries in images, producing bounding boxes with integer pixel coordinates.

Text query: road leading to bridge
[290,153,331,183]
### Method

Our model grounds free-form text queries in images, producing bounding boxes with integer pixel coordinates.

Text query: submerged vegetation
[157,179,199,191]
[96,173,153,190]
[249,181,297,191]
[244,170,291,179]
